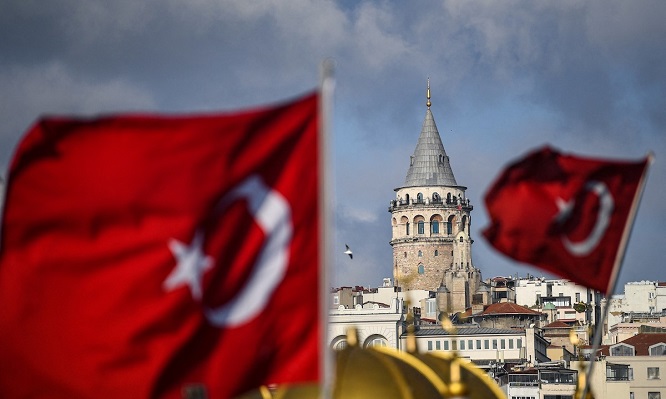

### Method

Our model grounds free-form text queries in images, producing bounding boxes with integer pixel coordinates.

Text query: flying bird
[344,244,353,259]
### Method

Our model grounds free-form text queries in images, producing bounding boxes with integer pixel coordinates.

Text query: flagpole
[579,153,654,399]
[318,58,335,399]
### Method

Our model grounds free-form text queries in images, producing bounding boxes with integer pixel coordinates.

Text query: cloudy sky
[1,0,664,294]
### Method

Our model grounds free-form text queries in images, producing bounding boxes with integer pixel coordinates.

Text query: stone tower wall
[390,186,473,293]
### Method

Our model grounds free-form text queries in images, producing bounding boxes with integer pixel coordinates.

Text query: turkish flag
[483,146,649,294]
[0,92,321,398]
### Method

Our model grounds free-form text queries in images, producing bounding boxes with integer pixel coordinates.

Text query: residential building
[501,365,578,399]
[469,302,547,330]
[401,325,550,370]
[328,284,432,350]
[515,277,602,327]
[488,276,517,304]
[575,333,666,399]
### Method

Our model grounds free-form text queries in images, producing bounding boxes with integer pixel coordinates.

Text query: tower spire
[426,77,431,108]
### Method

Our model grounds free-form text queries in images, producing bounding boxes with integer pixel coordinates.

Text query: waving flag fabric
[483,146,649,294]
[0,92,320,398]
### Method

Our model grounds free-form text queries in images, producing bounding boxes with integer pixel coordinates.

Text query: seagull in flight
[344,244,353,259]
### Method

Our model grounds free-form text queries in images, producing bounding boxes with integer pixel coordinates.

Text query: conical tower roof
[403,83,457,187]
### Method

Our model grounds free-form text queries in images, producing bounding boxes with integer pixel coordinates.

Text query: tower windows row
[395,214,469,237]
[406,250,440,258]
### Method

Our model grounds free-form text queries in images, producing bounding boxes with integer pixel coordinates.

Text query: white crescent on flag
[204,175,293,328]
[165,175,293,328]
[555,180,614,257]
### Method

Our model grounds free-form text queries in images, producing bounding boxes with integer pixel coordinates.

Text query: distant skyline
[1,1,664,293]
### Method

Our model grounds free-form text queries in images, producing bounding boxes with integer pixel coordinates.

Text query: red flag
[0,92,321,398]
[482,146,649,294]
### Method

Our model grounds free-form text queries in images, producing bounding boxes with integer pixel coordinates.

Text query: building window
[443,341,449,350]
[418,250,423,257]
[364,335,388,348]
[468,340,473,350]
[509,339,514,349]
[447,221,452,235]
[576,293,580,302]
[610,344,635,356]
[493,340,498,349]
[649,343,666,356]
[459,236,463,242]
[417,193,423,203]
[452,341,457,351]
[406,222,410,235]
[331,336,347,351]
[517,339,522,349]
[501,339,506,349]
[418,264,425,274]
[432,222,439,234]
[648,393,661,399]
[484,340,489,349]
[460,340,465,350]
[428,341,433,351]
[630,393,634,399]
[434,250,439,256]
[476,340,481,350]
[417,221,425,235]
[647,367,660,380]
[404,252,407,258]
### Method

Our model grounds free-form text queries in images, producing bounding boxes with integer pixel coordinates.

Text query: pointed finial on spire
[426,77,432,108]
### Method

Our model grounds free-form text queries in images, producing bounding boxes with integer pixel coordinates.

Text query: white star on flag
[164,230,214,301]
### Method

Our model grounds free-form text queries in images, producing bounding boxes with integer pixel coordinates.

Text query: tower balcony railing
[388,199,473,212]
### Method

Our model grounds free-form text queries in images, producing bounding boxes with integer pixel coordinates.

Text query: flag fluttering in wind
[0,92,321,398]
[482,146,650,294]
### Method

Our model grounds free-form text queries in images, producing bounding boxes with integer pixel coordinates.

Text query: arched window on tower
[447,215,456,235]
[418,250,422,257]
[461,215,467,232]
[417,193,423,204]
[405,194,410,204]
[446,193,452,204]
[406,222,410,235]
[415,215,425,235]
[434,250,439,256]
[418,264,425,274]
[460,236,464,242]
[431,214,442,235]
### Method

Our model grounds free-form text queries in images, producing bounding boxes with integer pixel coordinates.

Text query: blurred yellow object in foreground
[237,328,506,399]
